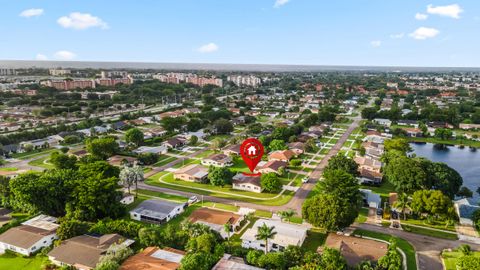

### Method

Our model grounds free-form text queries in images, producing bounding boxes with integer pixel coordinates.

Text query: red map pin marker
[240,138,264,174]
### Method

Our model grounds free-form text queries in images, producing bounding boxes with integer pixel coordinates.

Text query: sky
[1,0,480,67]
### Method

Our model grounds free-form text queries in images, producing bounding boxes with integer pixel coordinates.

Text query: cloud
[370,40,382,47]
[54,50,77,60]
[35,54,48,60]
[390,33,405,39]
[57,12,108,30]
[19,8,44,18]
[409,27,440,40]
[274,0,290,8]
[415,13,428,20]
[426,4,463,19]
[197,43,219,53]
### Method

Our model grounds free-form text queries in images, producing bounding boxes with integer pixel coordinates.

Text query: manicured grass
[202,202,239,212]
[355,207,369,223]
[360,181,396,201]
[401,224,458,240]
[0,253,49,270]
[11,148,56,160]
[407,136,480,148]
[153,156,177,167]
[254,210,273,218]
[302,228,327,252]
[171,158,199,168]
[401,218,456,232]
[27,156,55,169]
[442,251,480,270]
[146,172,294,206]
[229,158,250,173]
[136,189,189,202]
[194,150,215,158]
[0,167,18,171]
[288,216,303,224]
[354,229,417,270]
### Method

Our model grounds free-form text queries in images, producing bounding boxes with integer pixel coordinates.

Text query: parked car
[188,196,198,204]
[376,208,383,216]
[302,177,309,183]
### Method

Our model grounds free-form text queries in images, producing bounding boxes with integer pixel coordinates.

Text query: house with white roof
[0,215,59,256]
[241,219,307,252]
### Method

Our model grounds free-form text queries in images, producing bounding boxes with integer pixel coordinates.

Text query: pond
[410,142,480,203]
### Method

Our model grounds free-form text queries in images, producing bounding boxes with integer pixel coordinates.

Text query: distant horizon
[2,59,480,72]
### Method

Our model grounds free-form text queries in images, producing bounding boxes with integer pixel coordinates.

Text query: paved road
[354,223,480,270]
[139,118,361,213]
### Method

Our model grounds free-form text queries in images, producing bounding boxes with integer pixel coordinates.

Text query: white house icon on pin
[247,145,257,156]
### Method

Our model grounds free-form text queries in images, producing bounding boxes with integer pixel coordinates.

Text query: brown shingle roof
[189,208,241,226]
[0,225,54,249]
[48,234,125,269]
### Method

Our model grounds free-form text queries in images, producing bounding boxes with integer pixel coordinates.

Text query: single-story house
[130,199,187,224]
[268,150,296,162]
[389,193,412,215]
[143,127,168,139]
[402,127,423,137]
[365,147,384,160]
[288,142,305,155]
[454,198,480,226]
[232,174,262,193]
[283,112,300,119]
[397,120,419,128]
[373,118,392,127]
[174,164,209,183]
[162,137,186,149]
[48,234,134,270]
[223,144,241,156]
[108,155,138,167]
[324,233,387,267]
[120,247,185,270]
[241,219,307,252]
[201,153,233,167]
[255,160,287,175]
[109,121,127,130]
[354,156,382,173]
[212,254,264,270]
[189,208,243,238]
[360,189,382,209]
[0,215,59,256]
[133,145,168,155]
[459,123,480,130]
[357,169,383,185]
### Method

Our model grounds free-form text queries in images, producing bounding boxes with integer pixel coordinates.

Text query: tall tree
[125,128,144,147]
[324,155,359,176]
[86,137,119,160]
[119,165,144,197]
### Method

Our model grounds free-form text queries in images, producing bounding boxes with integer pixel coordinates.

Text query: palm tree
[393,193,410,220]
[278,209,295,223]
[119,165,144,198]
[255,223,277,254]
[224,223,232,253]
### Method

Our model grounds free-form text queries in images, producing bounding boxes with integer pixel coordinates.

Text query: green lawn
[355,208,369,223]
[407,136,480,148]
[0,253,49,270]
[401,224,458,240]
[27,156,55,169]
[442,251,480,270]
[254,210,273,218]
[401,218,456,232]
[136,189,189,203]
[11,148,56,160]
[302,228,327,252]
[361,181,396,201]
[0,167,18,171]
[153,155,177,167]
[145,172,294,206]
[194,150,215,158]
[202,202,239,212]
[172,159,199,168]
[288,216,303,224]
[354,229,417,270]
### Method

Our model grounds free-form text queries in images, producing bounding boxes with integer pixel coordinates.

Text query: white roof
[22,214,59,231]
[150,249,184,263]
[241,219,307,247]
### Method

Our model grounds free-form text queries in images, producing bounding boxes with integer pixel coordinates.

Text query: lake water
[410,142,480,203]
